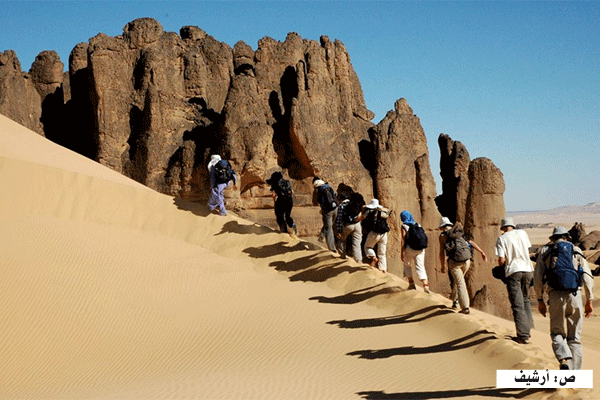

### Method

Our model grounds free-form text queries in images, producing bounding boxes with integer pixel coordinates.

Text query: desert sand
[1,112,598,399]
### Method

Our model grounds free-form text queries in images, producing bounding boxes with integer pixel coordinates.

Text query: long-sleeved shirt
[534,239,594,301]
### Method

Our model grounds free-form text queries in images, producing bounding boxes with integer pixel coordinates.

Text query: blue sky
[2,1,598,211]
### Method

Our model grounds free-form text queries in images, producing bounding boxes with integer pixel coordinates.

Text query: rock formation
[464,157,507,317]
[0,50,42,134]
[370,99,442,285]
[436,133,470,225]
[437,134,508,317]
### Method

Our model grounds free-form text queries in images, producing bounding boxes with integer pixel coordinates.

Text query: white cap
[312,179,325,188]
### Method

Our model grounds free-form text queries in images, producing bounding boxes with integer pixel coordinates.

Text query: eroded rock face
[436,133,470,225]
[30,50,65,144]
[0,50,42,134]
[437,134,509,317]
[464,157,507,318]
[78,20,375,210]
[370,98,442,285]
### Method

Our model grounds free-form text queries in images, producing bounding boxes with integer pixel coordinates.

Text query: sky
[1,1,598,211]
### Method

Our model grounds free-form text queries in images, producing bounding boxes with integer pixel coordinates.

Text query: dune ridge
[1,114,598,399]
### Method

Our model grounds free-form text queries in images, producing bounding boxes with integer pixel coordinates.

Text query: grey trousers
[506,271,534,340]
[337,222,362,263]
[548,290,584,369]
[320,208,338,252]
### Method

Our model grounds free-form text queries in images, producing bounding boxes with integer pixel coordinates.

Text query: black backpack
[543,241,584,293]
[406,224,428,250]
[319,184,338,212]
[372,211,390,234]
[277,179,293,198]
[214,159,234,184]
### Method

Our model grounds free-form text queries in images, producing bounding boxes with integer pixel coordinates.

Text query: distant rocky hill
[1,18,510,316]
[508,202,600,225]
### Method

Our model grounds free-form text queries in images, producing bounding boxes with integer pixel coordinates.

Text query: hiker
[439,217,488,314]
[362,199,390,272]
[207,155,236,216]
[312,177,339,252]
[534,226,594,370]
[335,192,366,263]
[400,210,430,293]
[266,171,297,239]
[495,217,534,344]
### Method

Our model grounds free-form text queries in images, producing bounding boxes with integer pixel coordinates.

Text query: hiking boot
[407,283,416,290]
[514,337,529,345]
[452,300,459,310]
[459,308,470,314]
[559,359,570,370]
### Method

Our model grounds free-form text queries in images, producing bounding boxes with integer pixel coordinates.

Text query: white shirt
[495,229,533,276]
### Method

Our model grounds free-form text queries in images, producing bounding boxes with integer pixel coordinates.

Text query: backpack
[443,226,471,262]
[214,159,234,184]
[372,210,390,234]
[319,184,338,212]
[277,179,293,198]
[543,241,584,293]
[406,224,428,250]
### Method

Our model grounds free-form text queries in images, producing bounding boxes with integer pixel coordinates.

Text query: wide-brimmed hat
[550,226,571,240]
[501,217,516,228]
[439,217,453,228]
[365,199,380,209]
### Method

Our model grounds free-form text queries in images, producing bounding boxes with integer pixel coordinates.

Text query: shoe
[407,283,416,290]
[459,308,470,314]
[515,337,529,345]
[423,284,430,294]
[287,226,298,240]
[559,359,570,370]
[452,300,459,310]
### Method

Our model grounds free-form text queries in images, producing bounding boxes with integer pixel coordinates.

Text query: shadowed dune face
[2,115,599,399]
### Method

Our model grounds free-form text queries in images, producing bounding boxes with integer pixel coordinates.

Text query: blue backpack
[543,241,584,293]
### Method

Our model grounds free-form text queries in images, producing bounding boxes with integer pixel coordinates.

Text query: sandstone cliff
[370,99,442,287]
[0,50,42,134]
[437,133,508,317]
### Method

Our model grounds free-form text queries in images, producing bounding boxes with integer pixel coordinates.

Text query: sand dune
[1,113,598,399]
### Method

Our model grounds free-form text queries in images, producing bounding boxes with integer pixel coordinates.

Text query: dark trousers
[506,271,534,340]
[275,196,294,232]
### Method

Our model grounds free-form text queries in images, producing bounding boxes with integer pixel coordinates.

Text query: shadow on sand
[327,305,454,328]
[310,282,402,305]
[347,330,498,359]
[173,197,213,217]
[357,387,549,399]
[243,241,369,283]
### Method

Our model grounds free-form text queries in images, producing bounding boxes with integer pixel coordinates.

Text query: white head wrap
[207,154,221,171]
